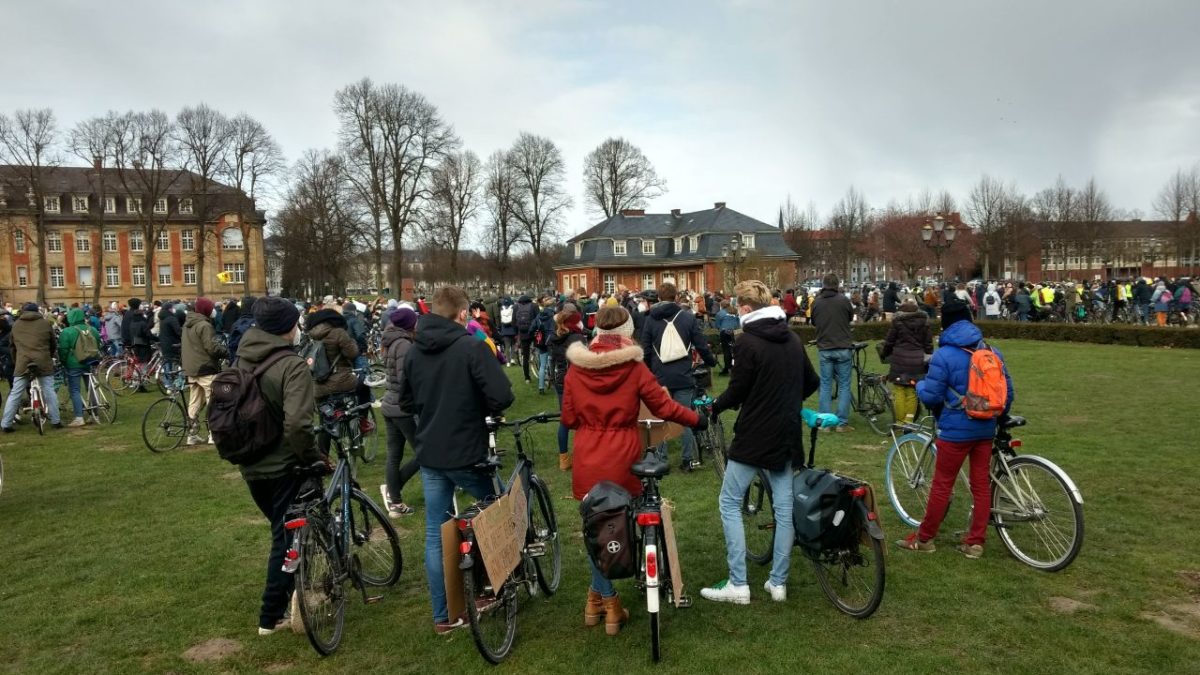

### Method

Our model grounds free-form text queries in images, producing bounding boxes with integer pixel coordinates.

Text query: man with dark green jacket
[2,304,62,432]
[235,297,320,636]
[58,307,102,427]
[182,297,228,445]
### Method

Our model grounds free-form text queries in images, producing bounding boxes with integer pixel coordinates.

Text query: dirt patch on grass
[1177,570,1200,588]
[221,471,242,480]
[182,637,242,662]
[1049,597,1096,614]
[1142,601,1200,640]
[264,662,295,673]
[238,516,269,527]
[96,444,130,453]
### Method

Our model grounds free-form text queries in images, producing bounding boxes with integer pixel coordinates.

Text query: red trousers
[917,438,992,546]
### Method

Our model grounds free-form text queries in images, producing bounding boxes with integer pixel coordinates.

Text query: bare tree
[934,189,957,216]
[1154,165,1200,273]
[222,112,284,282]
[482,150,523,291]
[334,79,389,291]
[0,108,60,304]
[965,175,1012,279]
[69,113,121,306]
[1073,177,1113,276]
[508,133,571,285]
[1032,176,1078,281]
[582,137,667,218]
[826,185,872,282]
[422,150,481,281]
[274,150,361,298]
[176,104,234,295]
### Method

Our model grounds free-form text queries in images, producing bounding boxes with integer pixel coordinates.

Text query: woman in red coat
[562,305,701,636]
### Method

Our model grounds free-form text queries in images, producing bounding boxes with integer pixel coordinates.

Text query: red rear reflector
[285,550,299,560]
[460,541,472,554]
[284,518,307,530]
[646,551,657,578]
[457,519,470,531]
[867,511,877,521]
[636,513,661,526]
[1010,440,1023,448]
[850,486,867,498]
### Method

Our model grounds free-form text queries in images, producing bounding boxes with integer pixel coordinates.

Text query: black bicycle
[690,366,727,480]
[456,413,562,664]
[287,399,402,656]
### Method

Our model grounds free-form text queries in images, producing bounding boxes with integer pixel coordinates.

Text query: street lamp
[921,213,957,281]
[722,234,748,287]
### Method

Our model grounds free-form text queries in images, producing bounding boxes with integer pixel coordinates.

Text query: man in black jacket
[882,282,899,321]
[400,285,515,634]
[512,294,537,383]
[121,298,154,365]
[639,282,717,471]
[810,274,855,430]
[701,280,819,604]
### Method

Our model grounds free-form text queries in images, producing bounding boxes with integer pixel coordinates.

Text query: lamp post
[721,234,748,289]
[921,213,957,282]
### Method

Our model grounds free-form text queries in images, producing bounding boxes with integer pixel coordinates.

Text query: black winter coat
[122,309,152,347]
[401,313,515,470]
[379,324,414,418]
[158,308,183,361]
[882,285,899,313]
[548,329,587,393]
[881,311,933,385]
[811,289,854,351]
[712,316,819,471]
[639,302,716,391]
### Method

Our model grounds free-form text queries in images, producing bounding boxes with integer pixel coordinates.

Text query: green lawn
[1,340,1199,674]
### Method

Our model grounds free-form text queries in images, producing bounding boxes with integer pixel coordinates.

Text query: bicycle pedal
[677,595,693,609]
[524,542,546,558]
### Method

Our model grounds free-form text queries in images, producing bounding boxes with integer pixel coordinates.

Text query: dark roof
[1030,219,1184,238]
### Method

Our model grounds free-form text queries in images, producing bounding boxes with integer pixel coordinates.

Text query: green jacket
[235,327,319,481]
[57,308,102,370]
[13,309,57,376]
[181,311,228,377]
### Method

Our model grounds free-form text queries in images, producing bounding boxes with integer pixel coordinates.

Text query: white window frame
[221,227,245,251]
[78,266,93,288]
[183,263,197,286]
[49,266,65,288]
[223,262,246,284]
[102,230,117,252]
[13,229,25,253]
[674,237,683,253]
[574,242,582,258]
[157,264,172,286]
[129,231,144,252]
[153,197,168,214]
[603,273,615,295]
[157,230,170,251]
[181,229,195,252]
[75,230,91,252]
[104,196,116,213]
[742,234,755,249]
[642,272,655,290]
[613,239,626,256]
[72,195,89,213]
[16,265,28,287]
[47,231,63,253]
[131,265,146,287]
[690,235,699,252]
[44,196,61,213]
[105,265,120,288]
[642,239,655,255]
[179,198,193,215]
[127,196,142,214]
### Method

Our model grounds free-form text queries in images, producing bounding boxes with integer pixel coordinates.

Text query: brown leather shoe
[584,590,604,627]
[602,594,629,636]
[559,452,572,471]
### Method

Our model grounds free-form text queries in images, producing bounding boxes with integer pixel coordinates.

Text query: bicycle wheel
[707,418,728,482]
[364,364,387,400]
[338,488,402,586]
[863,382,894,436]
[464,552,519,664]
[811,520,886,619]
[56,380,73,421]
[742,472,775,565]
[31,393,45,435]
[992,455,1084,571]
[90,379,118,424]
[885,435,971,529]
[0,453,5,496]
[142,397,187,452]
[296,523,346,655]
[529,356,540,383]
[528,475,561,596]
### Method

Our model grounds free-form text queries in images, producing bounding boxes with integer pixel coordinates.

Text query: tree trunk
[145,237,156,303]
[391,235,404,300]
[196,224,206,296]
[35,222,47,306]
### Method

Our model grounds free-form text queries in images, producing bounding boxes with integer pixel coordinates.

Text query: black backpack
[514,302,536,332]
[299,336,338,383]
[580,481,636,580]
[208,349,297,465]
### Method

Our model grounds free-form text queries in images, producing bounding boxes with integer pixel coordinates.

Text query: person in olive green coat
[2,304,63,431]
[57,307,102,426]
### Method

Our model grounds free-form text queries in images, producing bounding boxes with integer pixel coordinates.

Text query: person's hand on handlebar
[693,406,710,431]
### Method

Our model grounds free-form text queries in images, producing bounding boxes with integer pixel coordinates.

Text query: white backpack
[654,311,690,363]
[500,305,514,325]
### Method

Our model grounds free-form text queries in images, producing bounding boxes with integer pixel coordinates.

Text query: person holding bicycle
[400,286,515,635]
[811,273,855,431]
[896,300,1014,559]
[2,303,62,433]
[57,308,102,428]
[182,298,228,445]
[700,280,819,605]
[562,305,704,635]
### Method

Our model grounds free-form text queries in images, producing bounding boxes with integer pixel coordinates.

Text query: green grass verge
[1,340,1199,674]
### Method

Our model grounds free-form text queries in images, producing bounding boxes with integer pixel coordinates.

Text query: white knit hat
[595,310,634,338]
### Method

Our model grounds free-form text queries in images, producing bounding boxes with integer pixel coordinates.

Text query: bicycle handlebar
[486,412,562,428]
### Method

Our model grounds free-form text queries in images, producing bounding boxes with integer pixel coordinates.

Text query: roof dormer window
[614,239,627,256]
[574,242,582,258]
[642,239,655,255]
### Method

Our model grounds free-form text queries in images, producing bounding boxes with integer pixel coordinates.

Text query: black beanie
[253,297,300,335]
[128,298,141,310]
[941,299,973,329]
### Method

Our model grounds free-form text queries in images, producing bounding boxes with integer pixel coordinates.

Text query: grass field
[1,339,1199,674]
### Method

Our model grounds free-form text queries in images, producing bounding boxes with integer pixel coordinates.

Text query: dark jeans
[555,387,568,454]
[518,337,532,381]
[384,415,421,503]
[719,330,734,372]
[246,473,304,630]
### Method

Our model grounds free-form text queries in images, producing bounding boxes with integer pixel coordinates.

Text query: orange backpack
[949,342,1007,419]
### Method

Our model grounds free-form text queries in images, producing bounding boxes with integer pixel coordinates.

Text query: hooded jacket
[235,327,319,481]
[400,313,514,470]
[157,307,184,360]
[810,288,854,351]
[531,305,556,353]
[307,308,359,398]
[882,283,900,313]
[57,308,102,370]
[916,320,1015,442]
[548,327,587,392]
[712,308,819,471]
[379,323,414,418]
[881,310,933,385]
[497,298,517,338]
[103,311,122,343]
[11,309,56,376]
[513,296,537,337]
[562,335,699,499]
[639,301,716,391]
[122,308,152,348]
[182,311,229,377]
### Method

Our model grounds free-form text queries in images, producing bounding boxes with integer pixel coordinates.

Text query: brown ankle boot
[584,590,604,627]
[602,594,629,636]
[559,452,572,471]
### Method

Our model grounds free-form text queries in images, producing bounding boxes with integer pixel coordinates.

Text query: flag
[216,271,232,283]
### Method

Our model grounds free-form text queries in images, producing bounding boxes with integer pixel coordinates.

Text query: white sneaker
[257,616,289,636]
[207,434,214,445]
[186,435,201,446]
[67,417,86,428]
[764,579,787,602]
[700,579,750,604]
[379,484,392,510]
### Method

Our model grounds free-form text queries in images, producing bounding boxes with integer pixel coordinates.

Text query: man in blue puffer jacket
[896,299,1014,560]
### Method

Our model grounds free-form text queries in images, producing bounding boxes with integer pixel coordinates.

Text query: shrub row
[702,320,1200,350]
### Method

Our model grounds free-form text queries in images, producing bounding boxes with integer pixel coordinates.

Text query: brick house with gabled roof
[555,202,798,295]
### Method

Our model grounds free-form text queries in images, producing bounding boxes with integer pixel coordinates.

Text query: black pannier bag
[580,481,637,579]
[792,468,858,554]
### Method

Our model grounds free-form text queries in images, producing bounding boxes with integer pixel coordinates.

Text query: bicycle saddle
[631,454,670,479]
[1000,415,1026,429]
[851,341,869,350]
[473,454,503,472]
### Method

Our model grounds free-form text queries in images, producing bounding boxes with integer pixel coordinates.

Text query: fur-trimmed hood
[566,339,643,370]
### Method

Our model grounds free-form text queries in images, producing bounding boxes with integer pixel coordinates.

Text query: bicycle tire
[343,488,402,586]
[643,525,662,663]
[103,360,131,396]
[708,417,727,483]
[0,453,5,496]
[864,382,894,436]
[885,434,972,529]
[811,519,886,619]
[142,397,187,452]
[742,472,775,565]
[31,391,45,435]
[528,475,561,596]
[296,523,346,655]
[992,455,1084,571]
[91,379,118,424]
[464,551,519,664]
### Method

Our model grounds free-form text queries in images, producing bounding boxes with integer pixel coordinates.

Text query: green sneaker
[700,579,750,604]
[895,534,936,553]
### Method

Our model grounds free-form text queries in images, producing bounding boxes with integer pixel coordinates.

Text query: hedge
[703,320,1200,350]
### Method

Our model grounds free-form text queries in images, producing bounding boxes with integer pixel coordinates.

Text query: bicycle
[287,399,402,656]
[20,367,51,435]
[816,340,894,436]
[884,414,1084,571]
[141,385,206,452]
[105,348,177,396]
[690,366,727,480]
[741,412,887,618]
[455,412,562,664]
[55,366,117,425]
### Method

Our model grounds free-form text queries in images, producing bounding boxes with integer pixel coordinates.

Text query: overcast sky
[4,0,1198,236]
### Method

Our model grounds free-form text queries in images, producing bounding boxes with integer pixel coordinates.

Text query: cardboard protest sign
[638,386,684,446]
[471,475,527,592]
[441,520,465,620]
[661,500,685,607]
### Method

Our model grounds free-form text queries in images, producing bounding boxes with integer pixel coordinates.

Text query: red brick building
[1019,213,1199,282]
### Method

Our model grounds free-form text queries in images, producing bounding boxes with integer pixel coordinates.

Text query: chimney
[620,208,645,217]
[714,202,726,209]
[92,156,102,171]
[670,208,681,217]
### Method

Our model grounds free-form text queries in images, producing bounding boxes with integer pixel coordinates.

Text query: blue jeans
[718,459,793,586]
[2,373,61,427]
[537,351,550,392]
[587,547,616,597]
[421,466,499,623]
[818,349,853,425]
[67,367,86,418]
[353,354,372,401]
[555,387,569,454]
[657,387,695,464]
